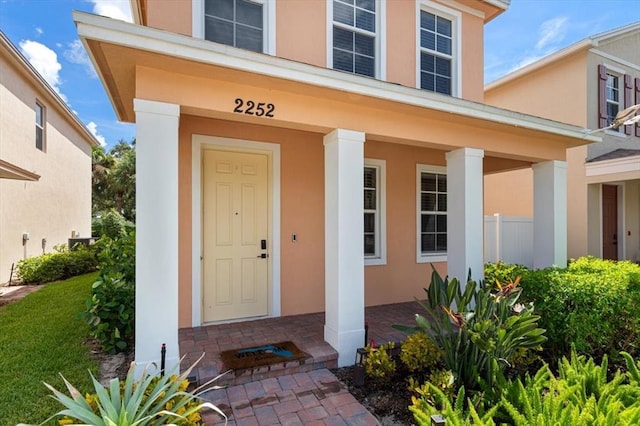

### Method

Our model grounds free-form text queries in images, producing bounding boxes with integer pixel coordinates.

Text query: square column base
[325,325,365,367]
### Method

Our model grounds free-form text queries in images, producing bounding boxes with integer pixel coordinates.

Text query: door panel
[203,150,269,322]
[602,185,618,261]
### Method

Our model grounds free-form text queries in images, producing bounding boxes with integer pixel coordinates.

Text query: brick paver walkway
[200,369,380,425]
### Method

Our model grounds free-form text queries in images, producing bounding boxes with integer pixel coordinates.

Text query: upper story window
[35,102,45,151]
[419,9,453,95]
[417,165,447,263]
[331,0,382,78]
[605,73,620,130]
[364,159,386,265]
[203,0,269,53]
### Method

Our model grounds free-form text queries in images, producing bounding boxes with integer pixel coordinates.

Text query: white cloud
[535,17,568,50]
[90,0,133,22]
[64,39,97,78]
[35,27,43,36]
[19,40,67,102]
[87,121,107,147]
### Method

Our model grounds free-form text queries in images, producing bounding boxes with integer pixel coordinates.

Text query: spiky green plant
[20,355,229,426]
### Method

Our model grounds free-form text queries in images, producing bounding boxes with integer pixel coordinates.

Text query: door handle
[257,253,269,259]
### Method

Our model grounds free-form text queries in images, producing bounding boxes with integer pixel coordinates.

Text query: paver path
[200,369,380,426]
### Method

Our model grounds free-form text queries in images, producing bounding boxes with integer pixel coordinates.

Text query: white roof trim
[73,11,597,143]
[586,155,640,177]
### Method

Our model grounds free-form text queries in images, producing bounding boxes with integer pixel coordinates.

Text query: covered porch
[179,301,420,386]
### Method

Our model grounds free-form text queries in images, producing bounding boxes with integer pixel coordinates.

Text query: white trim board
[191,135,281,326]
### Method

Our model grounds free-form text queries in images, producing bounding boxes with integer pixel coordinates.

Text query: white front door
[202,149,269,322]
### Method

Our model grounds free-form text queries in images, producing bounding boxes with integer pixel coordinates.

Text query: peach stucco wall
[140,1,489,102]
[176,116,450,326]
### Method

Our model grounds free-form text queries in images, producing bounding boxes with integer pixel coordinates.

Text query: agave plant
[20,354,229,426]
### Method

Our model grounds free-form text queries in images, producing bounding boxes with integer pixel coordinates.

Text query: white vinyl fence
[484,214,533,268]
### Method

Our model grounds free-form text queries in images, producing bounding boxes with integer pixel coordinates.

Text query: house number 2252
[233,98,275,118]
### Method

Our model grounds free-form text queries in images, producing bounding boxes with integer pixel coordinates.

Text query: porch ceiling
[75,11,599,164]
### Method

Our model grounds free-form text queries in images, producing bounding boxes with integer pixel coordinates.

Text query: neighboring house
[74,0,597,370]
[0,32,98,284]
[485,22,640,264]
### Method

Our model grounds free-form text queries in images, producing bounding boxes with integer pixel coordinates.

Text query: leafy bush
[84,232,136,354]
[400,332,443,373]
[409,351,640,425]
[395,269,546,391]
[94,209,127,240]
[16,245,98,284]
[27,357,227,426]
[487,257,640,360]
[363,342,396,379]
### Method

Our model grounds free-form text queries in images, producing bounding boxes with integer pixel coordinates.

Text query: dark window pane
[421,72,435,91]
[437,174,447,192]
[356,9,375,32]
[334,0,354,26]
[364,167,376,188]
[236,25,262,52]
[364,213,375,232]
[36,128,43,150]
[437,194,447,212]
[421,29,435,50]
[333,27,354,51]
[436,214,447,232]
[435,56,451,77]
[237,0,262,27]
[355,55,374,77]
[606,86,618,102]
[205,17,234,45]
[364,189,376,210]
[364,234,376,255]
[356,0,375,12]
[422,214,436,232]
[607,103,619,122]
[206,0,233,20]
[333,49,353,72]
[422,193,436,211]
[36,104,43,125]
[354,33,374,56]
[436,35,451,55]
[435,76,451,95]
[421,52,435,73]
[422,234,435,253]
[437,16,451,36]
[436,234,447,251]
[421,173,436,191]
[420,11,435,31]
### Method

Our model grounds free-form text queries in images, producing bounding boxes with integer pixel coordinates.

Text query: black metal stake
[160,343,166,377]
[364,321,369,347]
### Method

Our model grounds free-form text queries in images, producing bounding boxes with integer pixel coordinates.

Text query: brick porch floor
[179,301,423,425]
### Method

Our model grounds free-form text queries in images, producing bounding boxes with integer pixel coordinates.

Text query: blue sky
[0,1,638,149]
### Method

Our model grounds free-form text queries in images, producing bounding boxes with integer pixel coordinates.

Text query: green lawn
[0,273,99,425]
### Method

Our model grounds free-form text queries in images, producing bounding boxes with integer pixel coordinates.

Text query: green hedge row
[16,245,98,284]
[485,257,640,361]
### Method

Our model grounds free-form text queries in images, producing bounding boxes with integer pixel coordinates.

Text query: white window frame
[35,101,45,151]
[192,0,276,55]
[415,1,461,97]
[416,164,447,263]
[364,158,386,265]
[603,63,625,136]
[327,0,386,80]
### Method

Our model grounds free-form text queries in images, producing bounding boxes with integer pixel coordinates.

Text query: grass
[0,273,99,425]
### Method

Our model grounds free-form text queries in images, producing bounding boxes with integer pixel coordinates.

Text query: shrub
[489,257,640,361]
[27,357,227,426]
[395,268,546,392]
[16,245,98,284]
[84,231,136,354]
[94,209,129,240]
[400,332,443,373]
[363,342,396,380]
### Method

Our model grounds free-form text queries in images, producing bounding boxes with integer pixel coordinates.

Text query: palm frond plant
[20,354,229,426]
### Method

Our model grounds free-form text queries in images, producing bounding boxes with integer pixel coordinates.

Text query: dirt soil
[0,285,43,308]
[332,366,416,426]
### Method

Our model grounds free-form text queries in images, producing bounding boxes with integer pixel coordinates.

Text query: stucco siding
[0,52,92,283]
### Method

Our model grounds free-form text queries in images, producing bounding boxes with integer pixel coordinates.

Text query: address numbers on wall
[233,98,275,118]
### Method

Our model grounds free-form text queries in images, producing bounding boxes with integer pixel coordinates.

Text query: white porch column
[446,148,485,284]
[134,99,180,373]
[324,129,365,367]
[533,160,567,268]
